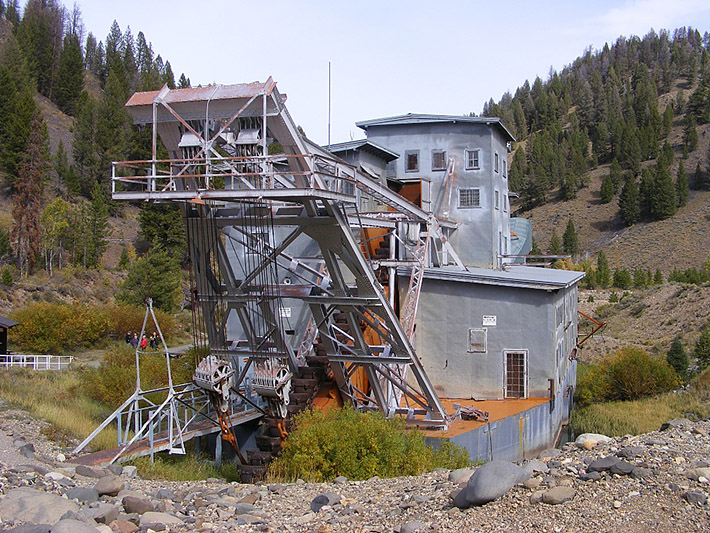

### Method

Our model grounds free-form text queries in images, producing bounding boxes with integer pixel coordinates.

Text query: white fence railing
[0,354,74,370]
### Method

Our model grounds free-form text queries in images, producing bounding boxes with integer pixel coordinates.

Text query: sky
[77,0,710,146]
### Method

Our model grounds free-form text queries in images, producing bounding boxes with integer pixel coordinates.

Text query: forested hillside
[0,0,186,310]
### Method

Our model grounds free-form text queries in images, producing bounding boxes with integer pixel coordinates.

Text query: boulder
[683,491,707,505]
[94,476,124,497]
[121,465,137,479]
[122,496,154,515]
[541,486,575,505]
[523,460,549,476]
[574,433,611,448]
[400,521,428,533]
[18,443,36,459]
[108,519,139,533]
[610,461,635,475]
[311,492,341,512]
[138,511,184,528]
[587,456,620,472]
[448,468,475,484]
[65,487,99,504]
[688,467,710,481]
[51,519,100,533]
[0,488,80,525]
[454,460,529,508]
[660,418,692,431]
[85,503,119,524]
[75,465,103,478]
[537,448,561,459]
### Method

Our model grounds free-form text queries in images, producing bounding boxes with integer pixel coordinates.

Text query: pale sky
[78,0,710,145]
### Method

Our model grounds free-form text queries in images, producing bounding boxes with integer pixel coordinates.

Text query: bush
[612,268,632,289]
[102,303,177,341]
[609,292,619,303]
[268,406,469,482]
[1,268,11,286]
[575,346,679,406]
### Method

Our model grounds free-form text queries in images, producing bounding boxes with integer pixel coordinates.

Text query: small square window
[495,190,500,210]
[495,152,499,173]
[405,150,419,173]
[465,149,480,170]
[432,150,447,171]
[458,188,480,208]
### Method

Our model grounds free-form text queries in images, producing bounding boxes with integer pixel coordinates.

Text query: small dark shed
[0,316,19,355]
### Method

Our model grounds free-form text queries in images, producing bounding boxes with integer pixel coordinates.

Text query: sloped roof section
[327,139,399,162]
[0,315,19,329]
[125,80,276,108]
[356,113,516,142]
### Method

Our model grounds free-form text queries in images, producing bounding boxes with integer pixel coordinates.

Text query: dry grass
[0,369,117,451]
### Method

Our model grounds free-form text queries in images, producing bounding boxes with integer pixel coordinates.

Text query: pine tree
[683,114,699,153]
[53,32,84,115]
[600,173,614,203]
[613,268,632,289]
[693,162,706,190]
[653,268,664,285]
[597,250,611,288]
[117,245,181,312]
[695,328,710,371]
[676,160,689,207]
[86,182,109,268]
[609,158,623,191]
[72,92,99,196]
[163,61,175,89]
[94,64,130,180]
[667,337,689,379]
[562,219,579,257]
[177,73,190,89]
[619,172,640,226]
[639,167,655,219]
[548,231,562,255]
[138,204,187,259]
[651,163,677,220]
[11,114,48,277]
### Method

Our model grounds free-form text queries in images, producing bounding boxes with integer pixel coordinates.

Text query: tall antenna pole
[328,61,331,150]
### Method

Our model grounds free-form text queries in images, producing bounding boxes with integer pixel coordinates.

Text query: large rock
[660,418,692,431]
[523,460,549,476]
[65,487,99,504]
[541,486,575,505]
[138,511,184,528]
[587,456,620,472]
[122,496,154,515]
[574,433,611,448]
[51,519,100,533]
[448,467,476,484]
[75,465,103,478]
[0,488,80,525]
[85,503,118,524]
[454,460,529,508]
[94,476,124,497]
[311,492,341,512]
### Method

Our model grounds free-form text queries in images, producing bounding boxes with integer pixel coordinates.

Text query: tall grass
[0,369,117,450]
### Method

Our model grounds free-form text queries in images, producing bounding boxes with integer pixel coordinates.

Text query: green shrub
[613,268,632,289]
[102,303,177,341]
[608,292,619,303]
[575,363,611,407]
[268,406,469,482]
[587,294,594,302]
[1,268,11,286]
[84,345,195,408]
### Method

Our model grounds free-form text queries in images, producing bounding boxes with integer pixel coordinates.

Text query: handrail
[0,354,73,370]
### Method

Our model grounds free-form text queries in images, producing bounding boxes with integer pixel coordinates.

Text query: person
[125,331,131,344]
[130,333,139,348]
[140,335,148,350]
[150,333,158,350]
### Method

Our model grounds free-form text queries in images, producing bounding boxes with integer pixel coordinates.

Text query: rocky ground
[0,408,709,532]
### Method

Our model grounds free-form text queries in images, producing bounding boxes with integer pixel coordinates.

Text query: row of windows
[458,187,509,211]
[404,149,507,176]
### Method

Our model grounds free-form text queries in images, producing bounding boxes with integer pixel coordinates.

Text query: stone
[94,476,124,496]
[122,496,155,515]
[683,491,707,505]
[96,526,112,533]
[234,502,255,515]
[65,487,99,504]
[575,433,611,448]
[537,448,561,459]
[45,471,70,481]
[138,511,184,528]
[529,491,545,504]
[448,468,475,484]
[0,488,80,525]
[455,460,529,508]
[587,456,620,472]
[333,476,348,484]
[523,477,542,490]
[18,443,36,459]
[86,503,119,524]
[238,493,260,505]
[155,488,176,500]
[610,460,635,475]
[688,467,710,481]
[121,465,137,479]
[660,418,692,431]
[582,440,596,450]
[106,464,123,476]
[579,472,601,481]
[56,453,66,462]
[109,519,139,533]
[311,492,341,512]
[7,526,52,533]
[616,446,646,459]
[400,521,428,533]
[631,467,653,479]
[523,460,549,476]
[541,486,575,505]
[51,519,100,533]
[75,465,103,478]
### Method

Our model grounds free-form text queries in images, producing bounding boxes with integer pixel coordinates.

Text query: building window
[494,152,499,173]
[405,150,419,173]
[465,149,480,170]
[468,328,487,353]
[495,189,500,210]
[503,159,507,178]
[458,188,480,208]
[503,194,508,212]
[432,150,447,171]
[505,351,527,398]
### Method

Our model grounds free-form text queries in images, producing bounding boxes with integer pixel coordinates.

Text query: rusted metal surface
[125,80,272,108]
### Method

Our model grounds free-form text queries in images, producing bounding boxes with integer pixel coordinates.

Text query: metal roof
[327,139,399,162]
[125,79,276,108]
[0,315,19,329]
[398,265,584,291]
[356,113,516,142]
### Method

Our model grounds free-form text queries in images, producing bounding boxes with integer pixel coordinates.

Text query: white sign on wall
[279,307,292,318]
[482,315,497,327]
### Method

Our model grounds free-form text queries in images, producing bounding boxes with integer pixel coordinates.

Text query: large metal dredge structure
[108,79,468,472]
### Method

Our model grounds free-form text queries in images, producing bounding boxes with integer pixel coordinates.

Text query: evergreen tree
[597,250,611,288]
[651,163,677,220]
[619,172,640,226]
[639,167,655,219]
[72,92,99,195]
[163,61,175,89]
[633,268,648,288]
[653,268,664,285]
[138,204,187,259]
[117,245,181,312]
[548,231,562,255]
[94,64,130,179]
[53,32,84,115]
[658,141,674,170]
[683,114,699,153]
[609,158,623,190]
[84,32,97,71]
[662,104,674,137]
[562,219,579,257]
[86,182,109,268]
[11,114,48,277]
[667,337,689,379]
[693,162,706,190]
[612,268,632,289]
[676,160,689,207]
[695,328,710,371]
[600,173,615,203]
[177,73,190,89]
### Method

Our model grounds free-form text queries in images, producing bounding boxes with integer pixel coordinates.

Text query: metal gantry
[111,79,467,429]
